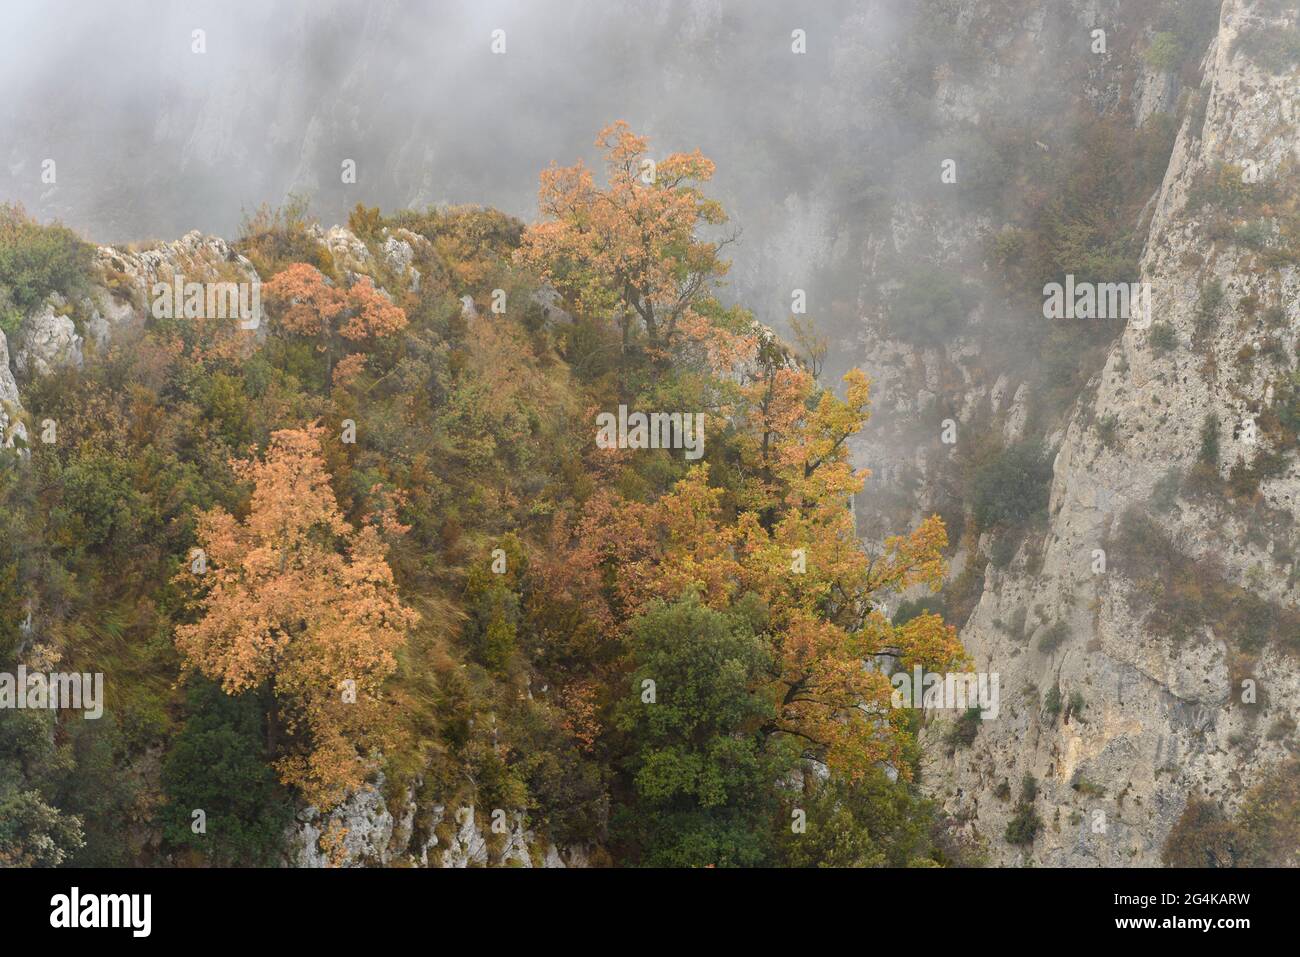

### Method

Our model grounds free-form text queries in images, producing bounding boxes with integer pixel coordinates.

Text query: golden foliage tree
[539,318,966,779]
[263,262,407,385]
[516,121,731,353]
[618,364,965,777]
[263,262,406,341]
[174,425,418,808]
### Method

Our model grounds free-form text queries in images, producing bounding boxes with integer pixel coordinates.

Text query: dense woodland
[0,124,973,867]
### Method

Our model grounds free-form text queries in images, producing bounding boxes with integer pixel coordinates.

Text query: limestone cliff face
[847,0,1163,541]
[919,0,1300,865]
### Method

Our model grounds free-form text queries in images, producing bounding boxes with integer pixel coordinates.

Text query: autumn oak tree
[516,125,966,792]
[611,368,965,778]
[174,425,418,809]
[262,262,407,386]
[516,121,732,355]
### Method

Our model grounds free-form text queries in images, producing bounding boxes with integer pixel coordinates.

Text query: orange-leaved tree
[621,363,965,777]
[262,262,407,384]
[516,121,731,354]
[514,124,964,787]
[174,425,418,809]
[537,323,965,779]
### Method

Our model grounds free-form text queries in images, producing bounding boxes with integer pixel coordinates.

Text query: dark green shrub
[1148,321,1178,353]
[1037,620,1070,653]
[970,442,1053,531]
[1067,690,1086,721]
[1194,279,1224,337]
[946,707,983,750]
[1043,684,1062,718]
[891,595,944,626]
[1145,32,1184,71]
[885,265,977,345]
[1071,773,1105,797]
[1095,413,1120,448]
[1005,797,1042,846]
[1199,413,1221,465]
[160,680,294,866]
[990,532,1018,568]
[0,203,93,334]
[1020,774,1039,802]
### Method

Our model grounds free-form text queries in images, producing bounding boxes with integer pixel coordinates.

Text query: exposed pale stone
[15,295,82,378]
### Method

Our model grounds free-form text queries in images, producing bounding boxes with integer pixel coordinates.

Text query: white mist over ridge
[0,0,907,331]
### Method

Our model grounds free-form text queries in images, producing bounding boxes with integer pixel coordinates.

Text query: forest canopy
[0,125,965,868]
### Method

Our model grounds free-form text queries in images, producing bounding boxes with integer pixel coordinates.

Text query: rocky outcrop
[283,775,590,868]
[0,332,18,410]
[1,223,413,403]
[318,224,372,277]
[14,295,83,378]
[287,779,399,868]
[381,227,424,291]
[0,330,24,450]
[1134,62,1180,126]
[1,230,267,425]
[94,230,259,317]
[846,0,1157,534]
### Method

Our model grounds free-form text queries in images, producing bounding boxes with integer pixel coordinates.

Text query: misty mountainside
[1,0,1299,869]
[843,0,1300,866]
[0,0,900,335]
